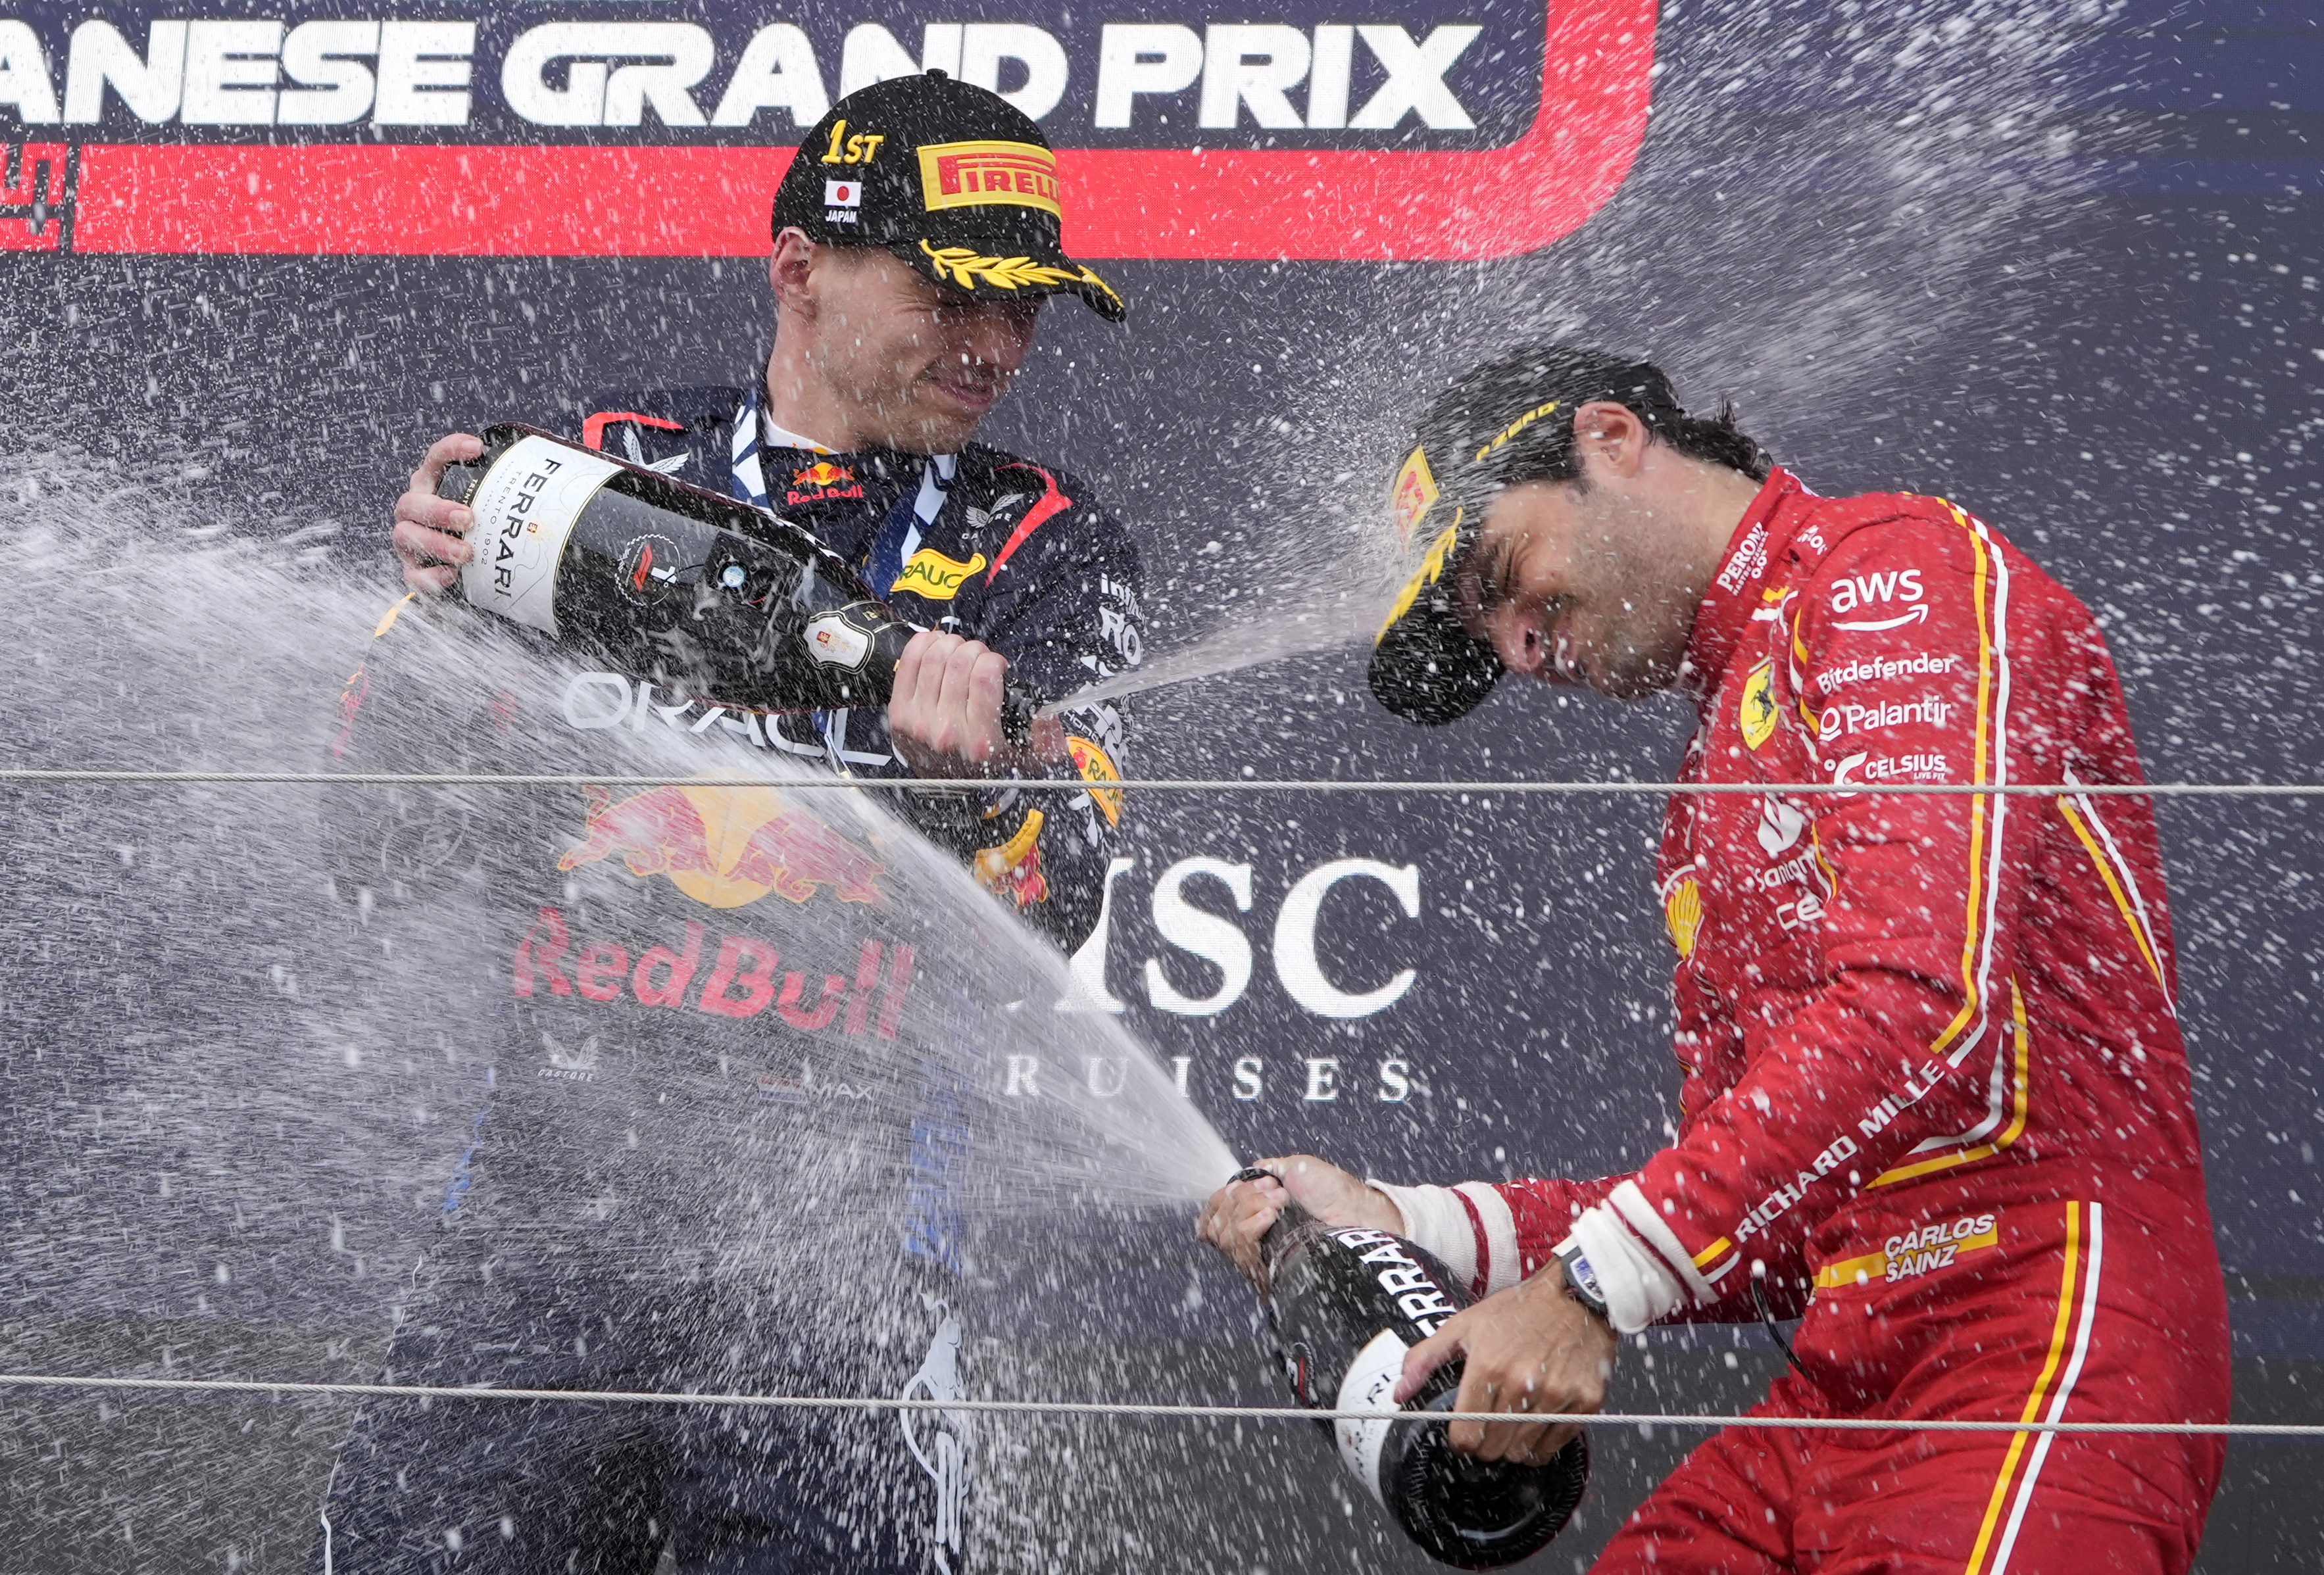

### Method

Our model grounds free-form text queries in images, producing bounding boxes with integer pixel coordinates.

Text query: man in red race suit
[1200,345,2229,1574]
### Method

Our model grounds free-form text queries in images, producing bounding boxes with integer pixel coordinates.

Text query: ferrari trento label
[1332,1328,1409,1507]
[460,435,620,635]
[0,2,1654,259]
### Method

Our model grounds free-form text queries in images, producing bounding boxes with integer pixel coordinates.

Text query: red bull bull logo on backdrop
[558,780,889,910]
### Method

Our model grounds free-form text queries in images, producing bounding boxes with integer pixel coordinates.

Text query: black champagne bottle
[436,424,1035,742]
[1242,1173,1589,1569]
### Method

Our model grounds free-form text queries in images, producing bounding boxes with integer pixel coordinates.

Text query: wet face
[1453,475,1707,700]
[792,245,1044,453]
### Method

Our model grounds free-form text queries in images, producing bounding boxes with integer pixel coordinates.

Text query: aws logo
[891,547,988,602]
[1828,568,1927,631]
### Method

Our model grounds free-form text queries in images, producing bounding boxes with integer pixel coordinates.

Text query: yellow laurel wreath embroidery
[918,242,1123,312]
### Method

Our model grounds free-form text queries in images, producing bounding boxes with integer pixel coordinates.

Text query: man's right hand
[393,433,485,594]
[1195,1155,1404,1286]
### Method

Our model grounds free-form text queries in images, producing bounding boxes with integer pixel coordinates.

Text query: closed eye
[1458,541,1513,632]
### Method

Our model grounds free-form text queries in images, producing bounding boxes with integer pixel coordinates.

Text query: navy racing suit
[568,380,1142,952]
[309,378,1145,1574]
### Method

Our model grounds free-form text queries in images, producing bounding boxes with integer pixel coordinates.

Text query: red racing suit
[1377,468,2229,1574]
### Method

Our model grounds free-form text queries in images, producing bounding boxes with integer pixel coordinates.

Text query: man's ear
[1571,401,1650,480]
[769,228,817,316]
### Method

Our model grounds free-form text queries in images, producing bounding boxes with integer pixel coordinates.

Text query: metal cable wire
[3,769,2313,1439]
[0,1370,2314,1436]
[0,770,2318,796]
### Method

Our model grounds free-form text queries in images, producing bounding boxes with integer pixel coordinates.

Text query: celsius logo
[1828,568,1926,631]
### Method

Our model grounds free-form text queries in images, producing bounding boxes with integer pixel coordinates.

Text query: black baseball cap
[772,72,1125,324]
[1369,347,1691,726]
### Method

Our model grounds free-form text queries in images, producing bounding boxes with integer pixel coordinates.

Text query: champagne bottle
[435,423,1036,745]
[1237,1171,1589,1570]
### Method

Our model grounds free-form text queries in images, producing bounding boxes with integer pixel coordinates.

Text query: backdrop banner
[2,1,2318,1570]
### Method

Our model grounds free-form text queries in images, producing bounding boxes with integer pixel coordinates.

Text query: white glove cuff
[1561,1205,1685,1336]
[1366,1181,1471,1288]
[1364,1181,1524,1296]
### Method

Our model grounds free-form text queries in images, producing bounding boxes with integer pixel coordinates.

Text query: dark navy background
[3,0,2319,1568]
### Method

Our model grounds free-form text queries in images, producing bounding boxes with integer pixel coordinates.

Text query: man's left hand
[889,630,1020,778]
[1392,1270,1618,1465]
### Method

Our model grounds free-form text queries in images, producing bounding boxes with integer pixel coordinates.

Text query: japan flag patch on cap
[824,179,863,209]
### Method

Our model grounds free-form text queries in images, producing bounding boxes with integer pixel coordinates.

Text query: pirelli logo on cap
[918,140,1063,218]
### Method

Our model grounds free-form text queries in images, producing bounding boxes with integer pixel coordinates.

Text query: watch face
[1564,1252,1607,1307]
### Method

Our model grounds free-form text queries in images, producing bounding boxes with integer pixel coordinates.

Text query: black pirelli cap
[772,71,1125,323]
[1369,347,1688,725]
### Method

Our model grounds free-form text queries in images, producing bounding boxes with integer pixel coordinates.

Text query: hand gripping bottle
[435,424,1037,744]
[1239,1169,1589,1569]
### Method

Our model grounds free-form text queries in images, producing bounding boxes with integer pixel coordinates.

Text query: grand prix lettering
[0,1,1656,259]
[4,18,1487,133]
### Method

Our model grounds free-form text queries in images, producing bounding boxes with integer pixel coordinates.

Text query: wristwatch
[1556,1244,1612,1325]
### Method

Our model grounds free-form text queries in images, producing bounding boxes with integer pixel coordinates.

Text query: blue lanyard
[728,384,947,593]
[728,386,953,769]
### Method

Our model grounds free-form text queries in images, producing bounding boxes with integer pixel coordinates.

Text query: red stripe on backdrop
[63,0,1655,260]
